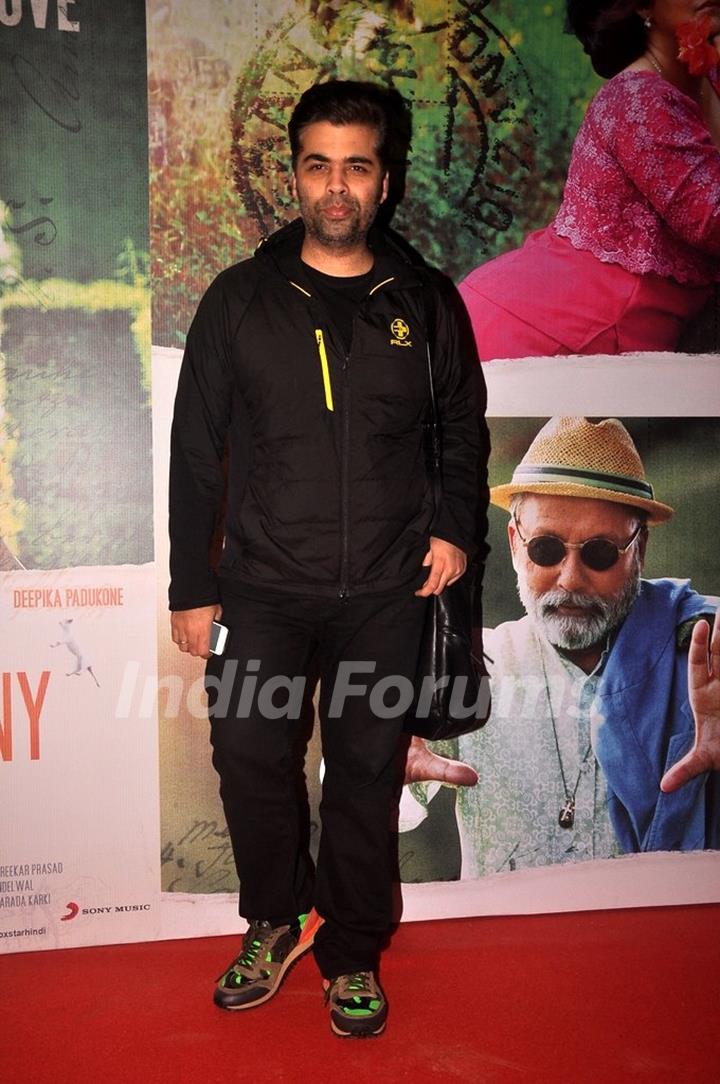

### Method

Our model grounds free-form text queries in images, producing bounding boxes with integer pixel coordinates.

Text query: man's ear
[291,172,298,201]
[507,518,520,572]
[380,171,389,204]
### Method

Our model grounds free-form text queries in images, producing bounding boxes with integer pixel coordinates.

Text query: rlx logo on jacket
[390,318,412,347]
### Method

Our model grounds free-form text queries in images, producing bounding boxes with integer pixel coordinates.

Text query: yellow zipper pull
[315,329,334,412]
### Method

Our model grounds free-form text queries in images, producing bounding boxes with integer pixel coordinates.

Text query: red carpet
[2,905,718,1083]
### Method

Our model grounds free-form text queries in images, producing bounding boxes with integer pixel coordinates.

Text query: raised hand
[660,609,720,793]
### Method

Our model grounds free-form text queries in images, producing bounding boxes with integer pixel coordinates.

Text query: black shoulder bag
[401,314,492,737]
[403,300,491,741]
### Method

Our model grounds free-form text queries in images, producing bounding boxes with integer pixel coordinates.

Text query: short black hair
[288,80,403,170]
[565,1,647,78]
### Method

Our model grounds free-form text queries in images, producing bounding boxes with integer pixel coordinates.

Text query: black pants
[205,584,427,979]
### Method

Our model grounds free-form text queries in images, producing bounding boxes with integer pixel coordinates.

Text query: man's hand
[170,604,222,660]
[415,536,467,597]
[661,609,720,793]
[403,735,478,787]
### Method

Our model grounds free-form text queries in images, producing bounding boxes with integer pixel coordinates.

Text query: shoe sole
[215,908,324,1012]
[330,1017,386,1039]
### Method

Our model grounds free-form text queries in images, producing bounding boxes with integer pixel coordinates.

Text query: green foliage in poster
[0,365,26,555]
[0,282,153,569]
[2,277,151,391]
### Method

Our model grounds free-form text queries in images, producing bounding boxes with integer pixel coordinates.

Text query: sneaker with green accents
[214,909,322,1010]
[324,971,387,1038]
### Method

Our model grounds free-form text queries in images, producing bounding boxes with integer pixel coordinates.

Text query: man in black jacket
[169,80,486,1037]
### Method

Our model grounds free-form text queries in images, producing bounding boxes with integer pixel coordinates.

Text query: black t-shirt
[300,260,374,353]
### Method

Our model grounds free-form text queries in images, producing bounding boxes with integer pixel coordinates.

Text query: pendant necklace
[645,49,664,78]
[540,651,593,829]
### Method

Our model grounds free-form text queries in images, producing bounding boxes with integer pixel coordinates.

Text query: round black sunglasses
[513,516,643,572]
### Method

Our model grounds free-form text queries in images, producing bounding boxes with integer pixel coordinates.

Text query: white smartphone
[209,620,229,656]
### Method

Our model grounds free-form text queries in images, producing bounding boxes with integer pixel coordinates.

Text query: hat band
[511,464,654,501]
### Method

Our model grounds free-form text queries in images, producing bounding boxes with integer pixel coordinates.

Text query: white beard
[517,565,641,651]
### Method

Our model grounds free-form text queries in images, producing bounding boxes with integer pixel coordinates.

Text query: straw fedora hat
[490,417,673,524]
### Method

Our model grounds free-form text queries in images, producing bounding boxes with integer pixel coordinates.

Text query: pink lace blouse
[553,69,720,285]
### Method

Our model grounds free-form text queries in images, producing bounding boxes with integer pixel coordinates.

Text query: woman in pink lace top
[459,0,720,360]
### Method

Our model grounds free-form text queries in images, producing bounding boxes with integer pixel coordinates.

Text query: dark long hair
[565,1,647,78]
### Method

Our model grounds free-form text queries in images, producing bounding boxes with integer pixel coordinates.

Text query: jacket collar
[255,217,426,293]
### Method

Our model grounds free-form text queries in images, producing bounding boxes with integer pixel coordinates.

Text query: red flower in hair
[675,15,719,76]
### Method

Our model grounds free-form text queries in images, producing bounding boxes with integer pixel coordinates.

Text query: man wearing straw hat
[412,416,719,874]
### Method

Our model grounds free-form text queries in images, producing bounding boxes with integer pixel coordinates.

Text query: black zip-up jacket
[169,220,487,610]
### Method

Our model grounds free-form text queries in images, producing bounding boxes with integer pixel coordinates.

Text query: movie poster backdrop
[0,2,159,952]
[147,1,720,940]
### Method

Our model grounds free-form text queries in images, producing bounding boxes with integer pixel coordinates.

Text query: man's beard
[298,191,382,250]
[517,563,641,652]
